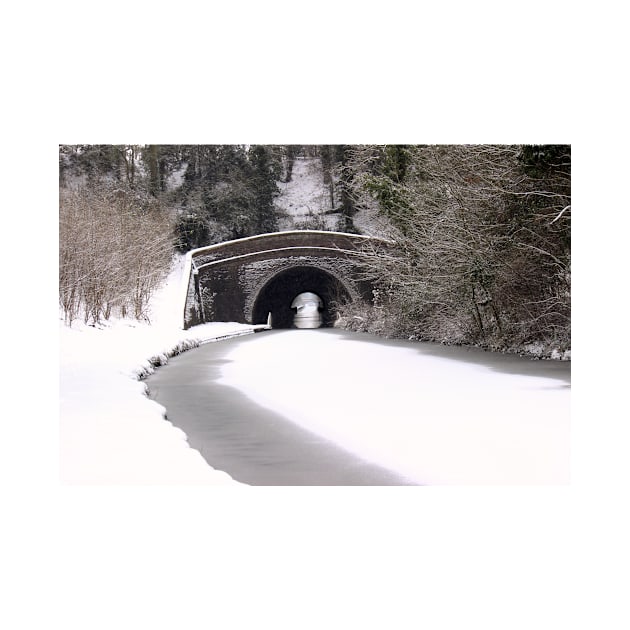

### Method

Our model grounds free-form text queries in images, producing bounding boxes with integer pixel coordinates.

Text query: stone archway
[250,265,355,328]
[183,231,387,329]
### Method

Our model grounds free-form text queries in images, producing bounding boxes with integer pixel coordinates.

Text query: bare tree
[59,182,174,325]
[339,145,571,351]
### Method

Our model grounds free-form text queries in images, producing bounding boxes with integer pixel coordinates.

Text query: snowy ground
[59,256,261,484]
[275,156,339,230]
[218,330,570,485]
[60,252,570,485]
[273,155,397,237]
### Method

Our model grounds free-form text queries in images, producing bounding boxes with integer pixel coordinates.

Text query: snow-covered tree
[339,144,571,351]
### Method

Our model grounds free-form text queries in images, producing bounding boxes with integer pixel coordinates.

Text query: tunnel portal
[183,231,386,329]
[252,266,351,328]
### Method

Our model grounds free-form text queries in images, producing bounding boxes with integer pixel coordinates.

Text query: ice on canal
[217,330,570,485]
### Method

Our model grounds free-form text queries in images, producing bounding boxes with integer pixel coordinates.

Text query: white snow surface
[60,253,569,486]
[59,256,259,484]
[273,155,399,237]
[218,331,570,485]
[275,157,338,230]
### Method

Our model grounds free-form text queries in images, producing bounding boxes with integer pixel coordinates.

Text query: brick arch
[248,264,359,327]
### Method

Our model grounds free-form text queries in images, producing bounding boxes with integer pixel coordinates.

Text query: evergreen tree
[334,144,358,232]
[248,145,280,233]
[284,144,300,182]
[143,144,161,196]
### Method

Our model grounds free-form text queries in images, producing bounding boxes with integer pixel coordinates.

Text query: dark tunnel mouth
[251,266,352,328]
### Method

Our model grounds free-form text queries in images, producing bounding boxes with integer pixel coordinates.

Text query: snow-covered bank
[59,255,265,484]
[59,319,264,484]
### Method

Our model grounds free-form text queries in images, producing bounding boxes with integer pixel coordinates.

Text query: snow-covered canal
[147,329,570,485]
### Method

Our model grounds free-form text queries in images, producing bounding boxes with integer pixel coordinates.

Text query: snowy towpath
[59,254,264,484]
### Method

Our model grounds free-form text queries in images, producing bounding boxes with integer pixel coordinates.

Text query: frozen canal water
[147,329,570,485]
[146,331,414,485]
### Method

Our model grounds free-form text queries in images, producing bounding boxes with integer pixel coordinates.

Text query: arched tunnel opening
[251,266,352,328]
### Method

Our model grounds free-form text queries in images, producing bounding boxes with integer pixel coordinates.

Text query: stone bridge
[181,230,384,329]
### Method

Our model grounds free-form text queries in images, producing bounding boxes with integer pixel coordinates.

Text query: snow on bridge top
[187,230,379,268]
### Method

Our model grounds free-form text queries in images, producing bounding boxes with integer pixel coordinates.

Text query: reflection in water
[291,292,323,329]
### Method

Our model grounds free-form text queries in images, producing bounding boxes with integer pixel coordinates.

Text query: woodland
[59,144,570,355]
